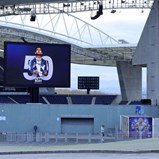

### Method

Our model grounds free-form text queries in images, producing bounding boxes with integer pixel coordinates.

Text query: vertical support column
[116,61,142,101]
[30,87,39,103]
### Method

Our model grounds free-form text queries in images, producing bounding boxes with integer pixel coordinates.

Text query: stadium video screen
[4,42,71,87]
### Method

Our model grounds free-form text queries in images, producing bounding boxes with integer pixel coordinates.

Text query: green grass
[0,138,159,153]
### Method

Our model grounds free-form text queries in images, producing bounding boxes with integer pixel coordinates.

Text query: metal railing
[0,130,152,144]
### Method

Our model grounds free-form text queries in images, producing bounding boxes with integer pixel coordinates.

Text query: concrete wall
[0,104,158,134]
[116,61,142,101]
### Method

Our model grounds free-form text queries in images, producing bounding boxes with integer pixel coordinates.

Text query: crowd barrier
[0,131,152,144]
[0,132,118,144]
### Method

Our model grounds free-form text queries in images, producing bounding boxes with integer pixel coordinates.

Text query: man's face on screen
[35,47,43,58]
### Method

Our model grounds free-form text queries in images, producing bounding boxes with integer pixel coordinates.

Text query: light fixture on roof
[21,37,28,43]
[91,1,103,20]
[30,9,36,22]
[63,3,70,7]
[110,9,116,13]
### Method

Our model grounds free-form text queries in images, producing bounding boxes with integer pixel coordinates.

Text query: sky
[63,9,150,94]
[74,9,150,44]
[70,64,120,94]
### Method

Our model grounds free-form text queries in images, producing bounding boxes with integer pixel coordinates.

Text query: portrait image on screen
[4,42,71,87]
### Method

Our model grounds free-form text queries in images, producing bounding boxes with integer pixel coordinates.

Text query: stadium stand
[0,57,4,85]
[40,94,118,105]
[8,94,31,104]
[40,95,68,104]
[129,100,143,105]
[70,95,93,104]
[0,95,14,103]
[118,101,128,105]
[0,94,118,105]
[0,94,30,104]
[95,95,117,105]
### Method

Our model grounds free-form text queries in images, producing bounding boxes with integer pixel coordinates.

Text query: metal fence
[0,130,149,144]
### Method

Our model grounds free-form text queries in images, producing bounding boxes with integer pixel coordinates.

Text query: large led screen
[4,42,71,87]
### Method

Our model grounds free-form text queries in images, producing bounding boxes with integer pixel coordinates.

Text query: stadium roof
[0,24,136,67]
[0,0,150,67]
[0,0,65,5]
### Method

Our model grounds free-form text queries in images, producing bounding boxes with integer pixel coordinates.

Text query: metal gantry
[0,8,120,47]
[0,0,154,16]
